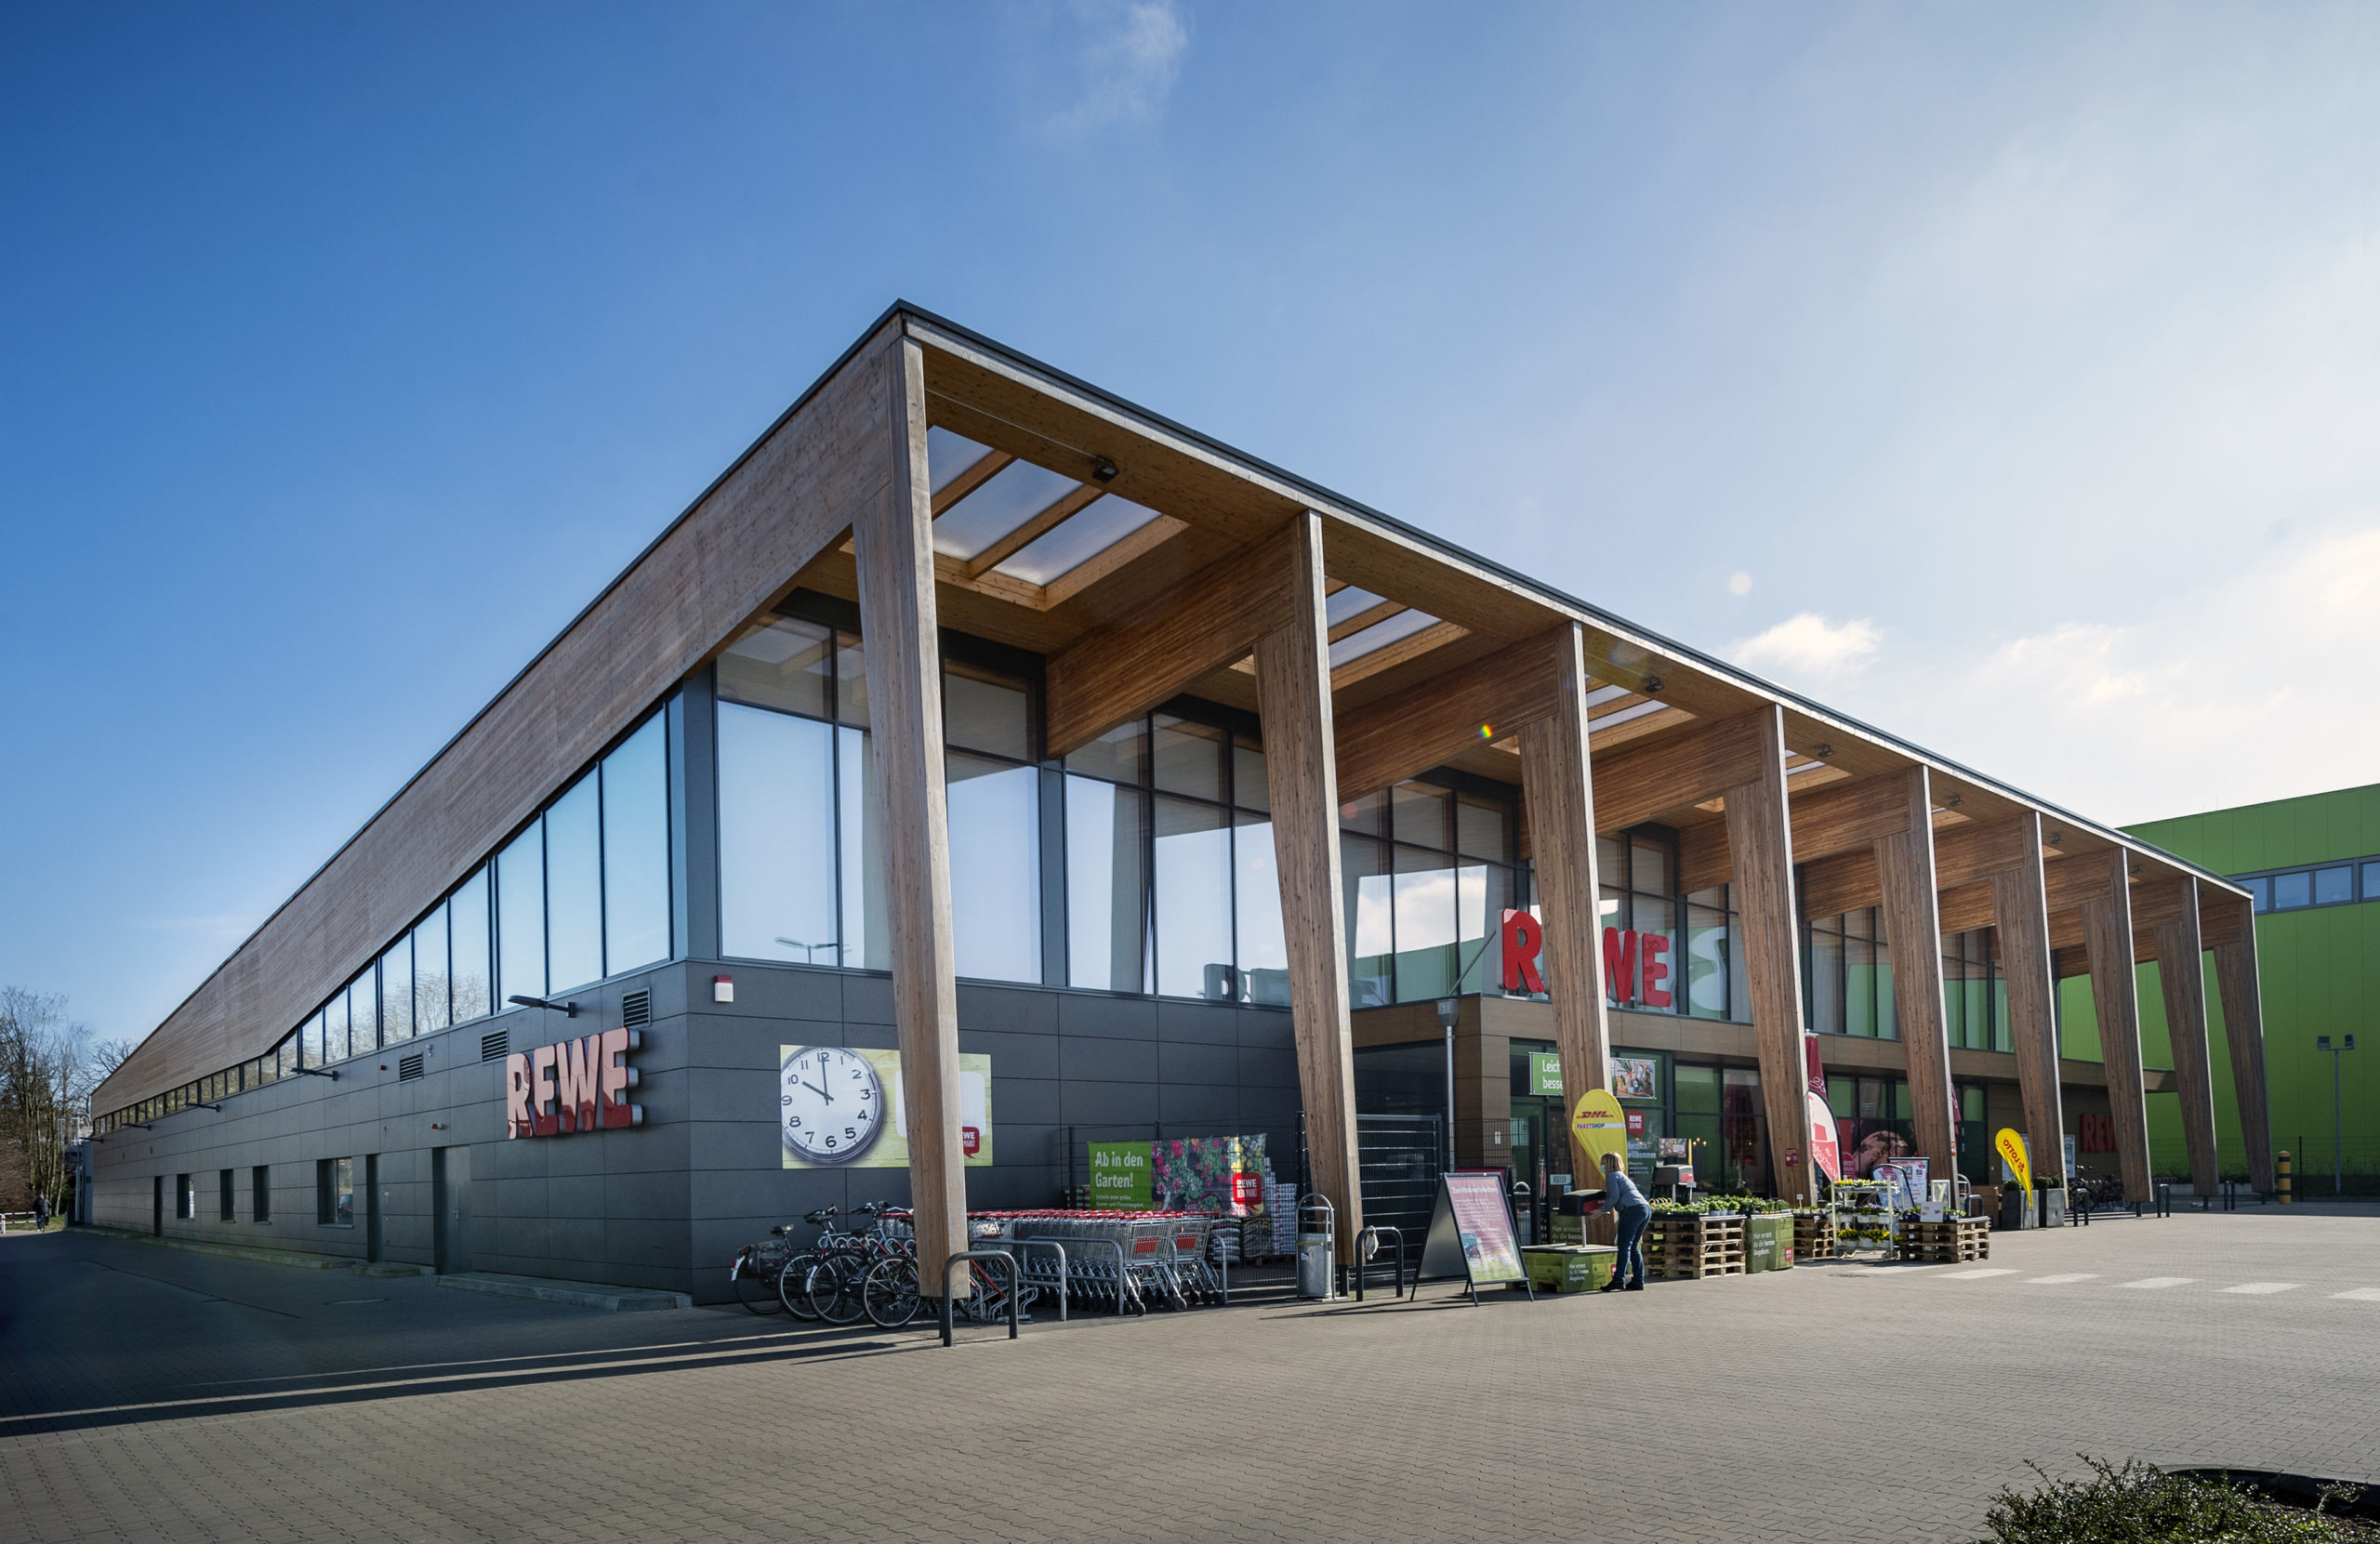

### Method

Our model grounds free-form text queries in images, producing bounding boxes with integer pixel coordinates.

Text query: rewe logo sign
[506,1028,644,1139]
[1500,909,1673,1009]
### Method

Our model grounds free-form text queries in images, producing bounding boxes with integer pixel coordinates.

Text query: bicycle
[770,1206,854,1321]
[728,1222,803,1316]
[788,1201,906,1325]
[2069,1174,2124,1217]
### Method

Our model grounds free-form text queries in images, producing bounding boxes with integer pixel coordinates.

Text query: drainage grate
[398,1053,425,1082]
[621,990,651,1028]
[481,1031,509,1062]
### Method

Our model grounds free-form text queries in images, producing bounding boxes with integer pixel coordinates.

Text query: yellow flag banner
[1993,1128,2031,1193]
[1571,1089,1629,1171]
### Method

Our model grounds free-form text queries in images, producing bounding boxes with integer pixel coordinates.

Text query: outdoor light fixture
[2319,1034,2357,1195]
[508,994,578,1017]
[194,1102,223,1113]
[1091,456,1119,482]
[1642,676,1663,694]
[291,1065,339,1080]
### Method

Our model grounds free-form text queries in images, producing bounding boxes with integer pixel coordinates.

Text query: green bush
[1981,1458,2367,1543]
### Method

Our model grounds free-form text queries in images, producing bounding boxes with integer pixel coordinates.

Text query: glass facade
[1803,904,1896,1038]
[1342,778,1517,1010]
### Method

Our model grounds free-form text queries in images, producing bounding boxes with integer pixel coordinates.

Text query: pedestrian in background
[1595,1150,1650,1292]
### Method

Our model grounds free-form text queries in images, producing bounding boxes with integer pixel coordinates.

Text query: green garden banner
[1089,1142,1153,1208]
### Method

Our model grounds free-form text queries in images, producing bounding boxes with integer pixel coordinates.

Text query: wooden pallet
[1792,1215,1840,1260]
[1646,1216,1747,1279]
[1897,1217,1989,1264]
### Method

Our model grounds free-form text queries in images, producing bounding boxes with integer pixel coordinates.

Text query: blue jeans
[1613,1205,1651,1287]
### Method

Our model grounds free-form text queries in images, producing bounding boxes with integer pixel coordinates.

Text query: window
[1334,775,1517,1010]
[1804,904,1894,1038]
[2271,870,2311,910]
[450,868,492,1022]
[2314,865,2354,905]
[602,715,672,975]
[2237,857,2379,914]
[252,1166,271,1223]
[412,904,450,1035]
[218,1169,235,1221]
[176,1174,193,1220]
[317,1158,353,1227]
[2244,876,2269,913]
[380,936,414,1047]
[496,822,546,1002]
[545,775,603,992]
[717,614,1034,983]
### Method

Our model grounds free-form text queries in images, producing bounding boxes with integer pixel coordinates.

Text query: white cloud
[1730,613,1881,682]
[1042,1,1189,138]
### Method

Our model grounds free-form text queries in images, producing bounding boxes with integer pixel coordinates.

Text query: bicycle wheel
[776,1252,823,1320]
[809,1252,868,1326]
[862,1256,922,1327]
[734,1249,785,1315]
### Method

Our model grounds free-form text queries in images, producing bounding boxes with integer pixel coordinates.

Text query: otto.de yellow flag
[1993,1128,2031,1193]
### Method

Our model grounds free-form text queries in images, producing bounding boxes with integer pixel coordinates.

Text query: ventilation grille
[621,990,651,1029]
[398,1053,425,1083]
[481,1031,509,1062]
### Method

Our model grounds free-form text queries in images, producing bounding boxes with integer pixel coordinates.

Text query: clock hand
[804,1079,832,1104]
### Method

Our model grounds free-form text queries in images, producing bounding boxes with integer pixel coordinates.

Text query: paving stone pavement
[4,1208,2378,1543]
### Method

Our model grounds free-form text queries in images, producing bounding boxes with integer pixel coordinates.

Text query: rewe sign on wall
[506,1028,644,1139]
[1500,909,1673,1008]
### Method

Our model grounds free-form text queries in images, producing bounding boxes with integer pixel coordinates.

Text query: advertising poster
[1806,1092,1842,1182]
[1873,1157,1928,1212]
[1089,1142,1152,1208]
[1609,1057,1659,1101]
[780,1047,992,1169]
[1153,1135,1266,1216]
[1442,1171,1525,1284]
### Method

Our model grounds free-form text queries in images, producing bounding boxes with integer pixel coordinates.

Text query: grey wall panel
[1236,1046,1299,1088]
[956,983,1059,1036]
[959,1029,1060,1080]
[1060,1078,1159,1127]
[1057,994,1157,1039]
[841,973,896,1025]
[995,1076,1063,1126]
[1158,1083,1238,1126]
[1236,1009,1294,1048]
[1060,1036,1158,1083]
[1157,1000,1239,1045]
[1157,1040,1239,1087]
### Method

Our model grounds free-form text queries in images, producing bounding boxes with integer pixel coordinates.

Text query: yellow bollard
[2278,1150,2292,1206]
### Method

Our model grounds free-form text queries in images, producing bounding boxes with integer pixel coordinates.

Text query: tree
[0,986,99,1217]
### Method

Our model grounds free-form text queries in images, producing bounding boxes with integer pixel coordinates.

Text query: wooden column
[1518,623,1613,1176]
[1871,768,1957,1178]
[1990,812,2066,1187]
[1720,706,1817,1205]
[1254,511,1364,1261]
[2208,891,2276,1194]
[850,335,968,1293]
[2080,852,2153,1203]
[2150,881,2221,1196]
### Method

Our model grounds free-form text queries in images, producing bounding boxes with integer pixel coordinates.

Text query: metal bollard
[2279,1151,2293,1206]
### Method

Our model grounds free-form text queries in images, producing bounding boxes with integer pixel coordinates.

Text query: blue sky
[7,4,2379,1045]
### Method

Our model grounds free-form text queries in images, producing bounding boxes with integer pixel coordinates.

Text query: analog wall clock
[780,1046,885,1165]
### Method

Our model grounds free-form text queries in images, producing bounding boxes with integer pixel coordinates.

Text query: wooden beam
[1327,599,1407,644]
[1593,710,1773,835]
[2081,848,2154,1204]
[1936,879,1995,936]
[1720,706,1818,1205]
[2209,887,2276,1194]
[1788,773,1916,864]
[1331,628,1569,799]
[2149,879,2221,1195]
[1799,848,1878,920]
[1519,624,1615,1177]
[1677,820,1730,896]
[851,336,967,1293]
[1873,767,1957,1178]
[1990,811,2067,1187]
[1330,618,1468,691]
[961,482,1104,577]
[1253,511,1364,1262]
[1038,513,1189,611]
[1935,816,2039,891]
[2042,853,2117,913]
[930,448,1013,516]
[1043,523,1295,757]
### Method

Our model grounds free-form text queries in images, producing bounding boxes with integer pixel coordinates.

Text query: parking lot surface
[5,1208,2378,1543]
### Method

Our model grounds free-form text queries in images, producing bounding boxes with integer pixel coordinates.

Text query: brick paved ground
[5,1207,2378,1543]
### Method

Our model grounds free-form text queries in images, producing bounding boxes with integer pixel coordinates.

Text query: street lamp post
[2317,1034,2357,1197]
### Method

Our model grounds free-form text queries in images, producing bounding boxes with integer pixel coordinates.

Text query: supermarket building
[86,305,2272,1299]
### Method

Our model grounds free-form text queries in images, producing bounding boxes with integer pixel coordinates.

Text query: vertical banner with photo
[1152,1135,1267,1216]
[780,1046,992,1169]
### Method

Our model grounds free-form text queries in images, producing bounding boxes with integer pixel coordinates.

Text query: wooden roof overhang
[94,302,2247,1115]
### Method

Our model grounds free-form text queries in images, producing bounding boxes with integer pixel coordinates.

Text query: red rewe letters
[1638,931,1673,1009]
[1500,910,1544,994]
[507,1028,643,1140]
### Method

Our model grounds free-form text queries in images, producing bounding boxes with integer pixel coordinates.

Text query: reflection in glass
[1456,796,1506,862]
[1066,776,1148,993]
[838,727,888,970]
[835,633,867,726]
[1152,716,1224,802]
[1685,891,1730,1021]
[1065,719,1145,785]
[1233,813,1287,1004]
[380,938,414,1045]
[545,774,602,991]
[1342,834,1394,1008]
[948,753,1039,983]
[1154,796,1232,999]
[1808,920,1844,1034]
[1392,784,1450,852]
[717,618,831,718]
[602,716,671,975]
[496,824,545,1003]
[1393,847,1458,1001]
[349,969,377,1056]
[1339,789,1387,838]
[1233,739,1268,813]
[718,703,835,965]
[2272,870,2310,909]
[1457,862,1507,995]
[412,905,449,1034]
[303,1009,325,1069]
[450,868,492,1022]
[945,666,1030,760]
[2315,865,2353,905]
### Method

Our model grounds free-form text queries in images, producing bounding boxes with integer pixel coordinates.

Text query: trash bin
[1296,1194,1336,1300]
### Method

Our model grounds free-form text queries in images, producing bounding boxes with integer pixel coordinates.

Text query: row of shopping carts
[964,1210,1231,1314]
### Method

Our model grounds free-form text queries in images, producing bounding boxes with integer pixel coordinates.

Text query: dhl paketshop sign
[506,1028,644,1139]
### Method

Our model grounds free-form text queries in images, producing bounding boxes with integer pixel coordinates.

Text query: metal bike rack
[939,1249,1021,1347]
[1012,1239,1068,1323]
[1351,1224,1406,1301]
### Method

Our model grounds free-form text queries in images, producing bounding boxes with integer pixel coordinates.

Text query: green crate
[1522,1245,1616,1293]
[1744,1214,1794,1273]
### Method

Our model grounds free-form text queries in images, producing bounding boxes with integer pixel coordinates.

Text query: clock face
[780,1046,885,1165]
